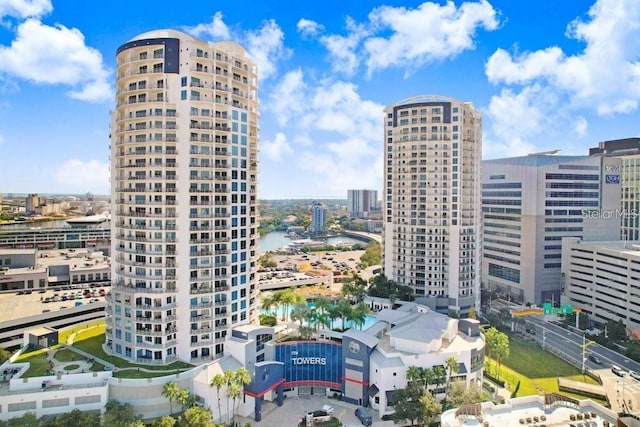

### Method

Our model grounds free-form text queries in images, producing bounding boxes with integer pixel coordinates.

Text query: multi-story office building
[108,30,259,364]
[382,95,482,316]
[311,201,327,234]
[589,137,640,240]
[561,238,640,334]
[347,189,378,218]
[481,155,621,305]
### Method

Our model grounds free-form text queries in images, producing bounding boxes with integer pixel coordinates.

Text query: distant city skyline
[0,0,639,197]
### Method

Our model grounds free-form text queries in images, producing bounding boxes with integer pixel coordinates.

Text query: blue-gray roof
[483,155,593,167]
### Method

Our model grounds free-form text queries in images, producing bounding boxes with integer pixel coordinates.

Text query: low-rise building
[0,249,111,292]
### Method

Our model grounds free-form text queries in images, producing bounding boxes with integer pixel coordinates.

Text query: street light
[581,334,596,374]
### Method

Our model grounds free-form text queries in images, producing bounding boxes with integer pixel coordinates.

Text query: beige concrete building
[481,155,621,305]
[383,95,482,316]
[108,30,259,365]
[561,238,640,334]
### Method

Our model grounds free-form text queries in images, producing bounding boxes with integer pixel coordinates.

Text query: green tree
[422,367,436,392]
[433,365,447,391]
[0,348,12,364]
[177,406,215,427]
[229,368,252,425]
[419,391,443,426]
[151,416,176,427]
[350,302,369,330]
[177,388,195,410]
[445,382,491,409]
[162,382,181,415]
[257,252,277,268]
[260,292,277,316]
[367,274,414,302]
[406,366,423,388]
[290,302,311,329]
[336,299,353,331]
[445,356,459,393]
[359,242,381,267]
[102,399,140,427]
[341,274,368,303]
[210,373,226,423]
[1,412,38,427]
[392,384,424,426]
[42,409,101,427]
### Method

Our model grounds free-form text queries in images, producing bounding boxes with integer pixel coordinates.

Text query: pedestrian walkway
[47,348,94,375]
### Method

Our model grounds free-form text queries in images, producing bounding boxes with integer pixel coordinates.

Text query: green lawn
[488,335,604,402]
[73,334,193,373]
[18,353,53,377]
[53,348,85,363]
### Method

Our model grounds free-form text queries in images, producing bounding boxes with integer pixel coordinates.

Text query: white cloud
[483,86,549,158]
[269,69,306,126]
[54,159,109,193]
[0,19,111,102]
[319,17,368,75]
[485,0,640,115]
[0,0,51,20]
[245,19,291,80]
[183,11,231,40]
[363,0,499,76]
[261,132,292,160]
[297,18,323,37]
[574,116,588,136]
[306,1,499,77]
[265,72,384,195]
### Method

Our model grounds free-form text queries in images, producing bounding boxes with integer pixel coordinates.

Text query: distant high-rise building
[481,155,621,305]
[383,95,482,316]
[25,194,40,214]
[347,189,378,218]
[311,201,327,234]
[108,30,259,364]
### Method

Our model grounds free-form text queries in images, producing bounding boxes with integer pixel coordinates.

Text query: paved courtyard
[234,395,394,427]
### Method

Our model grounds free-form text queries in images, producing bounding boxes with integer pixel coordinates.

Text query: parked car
[355,407,372,426]
[629,370,640,381]
[612,365,625,377]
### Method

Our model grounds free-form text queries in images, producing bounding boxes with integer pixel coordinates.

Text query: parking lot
[0,284,107,321]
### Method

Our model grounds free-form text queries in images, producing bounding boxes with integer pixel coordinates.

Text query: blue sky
[0,0,639,198]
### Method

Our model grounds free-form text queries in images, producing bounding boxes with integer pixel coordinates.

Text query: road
[492,302,640,414]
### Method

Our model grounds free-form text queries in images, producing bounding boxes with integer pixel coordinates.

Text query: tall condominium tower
[383,95,482,316]
[347,189,378,218]
[481,155,621,305]
[108,30,259,364]
[311,201,327,234]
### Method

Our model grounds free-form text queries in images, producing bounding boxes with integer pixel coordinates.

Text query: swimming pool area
[261,304,377,331]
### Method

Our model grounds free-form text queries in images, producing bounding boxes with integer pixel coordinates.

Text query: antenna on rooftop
[528,149,561,156]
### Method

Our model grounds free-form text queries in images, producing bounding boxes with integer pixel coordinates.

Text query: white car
[629,371,640,381]
[322,405,334,415]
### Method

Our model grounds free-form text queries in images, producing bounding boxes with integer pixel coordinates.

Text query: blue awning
[368,384,379,397]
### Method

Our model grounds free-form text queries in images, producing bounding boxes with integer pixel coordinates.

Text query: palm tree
[162,381,180,415]
[433,366,447,393]
[351,302,369,330]
[290,302,311,329]
[177,388,194,410]
[260,292,276,316]
[209,373,226,423]
[223,370,235,424]
[406,366,423,388]
[230,368,252,425]
[445,356,459,393]
[422,367,435,392]
[326,304,340,330]
[313,296,331,316]
[342,274,368,302]
[336,299,353,331]
[313,310,330,331]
